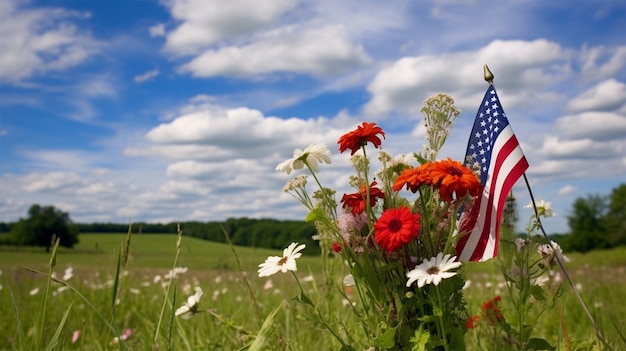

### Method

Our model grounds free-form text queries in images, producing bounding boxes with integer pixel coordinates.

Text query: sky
[1,0,625,235]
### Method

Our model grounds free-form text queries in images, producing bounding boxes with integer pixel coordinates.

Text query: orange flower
[392,162,433,193]
[338,122,385,155]
[429,158,481,202]
[341,182,385,215]
[373,206,421,253]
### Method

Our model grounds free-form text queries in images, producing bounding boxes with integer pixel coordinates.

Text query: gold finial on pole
[483,64,494,85]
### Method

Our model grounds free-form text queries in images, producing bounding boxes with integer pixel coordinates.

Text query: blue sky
[1,0,625,235]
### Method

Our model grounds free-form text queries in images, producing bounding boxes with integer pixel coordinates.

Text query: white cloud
[178,25,371,78]
[566,79,626,113]
[537,137,622,159]
[0,0,99,83]
[149,23,166,37]
[555,111,626,141]
[162,0,296,56]
[558,185,576,196]
[134,69,160,84]
[580,46,626,81]
[363,39,567,117]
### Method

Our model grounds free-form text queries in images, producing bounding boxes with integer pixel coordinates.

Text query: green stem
[434,285,450,351]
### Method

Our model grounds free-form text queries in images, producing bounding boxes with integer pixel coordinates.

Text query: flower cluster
[272,95,480,349]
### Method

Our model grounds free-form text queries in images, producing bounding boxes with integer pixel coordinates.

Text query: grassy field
[0,233,624,350]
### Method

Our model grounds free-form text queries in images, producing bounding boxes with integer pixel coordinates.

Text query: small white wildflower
[175,287,203,319]
[276,144,331,175]
[343,274,355,287]
[63,267,74,281]
[406,253,462,288]
[30,288,40,296]
[515,238,528,252]
[258,242,306,277]
[538,240,570,266]
[525,199,555,218]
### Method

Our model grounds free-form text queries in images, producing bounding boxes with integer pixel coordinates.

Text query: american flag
[456,86,529,262]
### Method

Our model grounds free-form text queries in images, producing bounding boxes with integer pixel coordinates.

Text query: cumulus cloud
[363,39,568,117]
[0,0,99,83]
[162,0,296,56]
[580,45,626,81]
[555,111,626,141]
[178,25,371,78]
[141,103,352,161]
[566,79,626,113]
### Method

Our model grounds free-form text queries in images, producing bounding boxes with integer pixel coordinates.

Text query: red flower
[392,162,433,193]
[341,182,385,215]
[429,158,481,202]
[338,122,385,155]
[466,315,481,329]
[332,242,342,252]
[480,295,504,325]
[373,206,421,253]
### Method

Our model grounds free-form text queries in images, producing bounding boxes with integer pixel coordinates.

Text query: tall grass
[0,234,624,350]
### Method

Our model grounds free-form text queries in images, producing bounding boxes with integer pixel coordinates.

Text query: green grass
[0,234,624,350]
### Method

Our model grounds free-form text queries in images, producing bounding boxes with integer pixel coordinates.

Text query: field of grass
[0,233,624,350]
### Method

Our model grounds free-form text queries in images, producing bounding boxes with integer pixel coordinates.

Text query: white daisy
[258,242,306,277]
[537,240,570,266]
[525,199,555,218]
[175,287,203,319]
[276,144,331,175]
[406,253,462,288]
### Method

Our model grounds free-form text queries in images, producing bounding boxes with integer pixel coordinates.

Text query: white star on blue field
[1,0,625,234]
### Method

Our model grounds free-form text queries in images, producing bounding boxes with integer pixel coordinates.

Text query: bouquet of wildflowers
[272,94,481,350]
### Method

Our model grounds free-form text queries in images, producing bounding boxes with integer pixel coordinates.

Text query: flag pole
[483,64,605,343]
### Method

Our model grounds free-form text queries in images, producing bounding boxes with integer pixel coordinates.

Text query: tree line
[1,183,624,254]
[0,205,320,254]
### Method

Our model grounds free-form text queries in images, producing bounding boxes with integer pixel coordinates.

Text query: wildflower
[276,143,332,175]
[392,162,433,192]
[514,237,528,252]
[429,158,481,202]
[112,328,132,345]
[63,267,74,281]
[30,287,40,296]
[480,296,504,325]
[258,242,306,277]
[175,287,203,319]
[71,330,80,344]
[337,212,367,238]
[332,242,342,252]
[406,253,462,288]
[263,279,273,290]
[537,240,570,267]
[466,315,480,329]
[374,206,421,253]
[343,274,355,287]
[341,181,385,215]
[338,122,385,155]
[525,199,555,218]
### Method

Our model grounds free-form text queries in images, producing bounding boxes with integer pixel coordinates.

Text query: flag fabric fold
[456,86,529,262]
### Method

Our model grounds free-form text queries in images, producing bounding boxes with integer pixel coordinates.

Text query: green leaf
[373,326,397,349]
[248,301,285,351]
[293,291,314,306]
[305,208,324,222]
[526,338,556,350]
[409,326,430,351]
[530,285,546,301]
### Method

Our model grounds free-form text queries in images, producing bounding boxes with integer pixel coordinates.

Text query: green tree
[604,184,626,247]
[11,204,79,251]
[566,195,608,252]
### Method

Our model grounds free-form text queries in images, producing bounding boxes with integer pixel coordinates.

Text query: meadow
[0,233,624,350]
